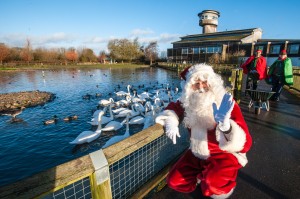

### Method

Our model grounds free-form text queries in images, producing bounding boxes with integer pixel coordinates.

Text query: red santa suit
[157,64,252,198]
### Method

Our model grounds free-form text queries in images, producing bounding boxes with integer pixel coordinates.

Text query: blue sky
[1,0,300,56]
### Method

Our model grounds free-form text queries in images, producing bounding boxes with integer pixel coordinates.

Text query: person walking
[241,49,267,90]
[268,49,294,101]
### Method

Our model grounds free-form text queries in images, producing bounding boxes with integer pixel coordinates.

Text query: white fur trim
[232,152,248,167]
[155,110,178,126]
[216,119,246,152]
[186,64,215,82]
[190,124,210,159]
[211,187,234,199]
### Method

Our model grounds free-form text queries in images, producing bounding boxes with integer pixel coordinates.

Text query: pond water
[0,66,183,187]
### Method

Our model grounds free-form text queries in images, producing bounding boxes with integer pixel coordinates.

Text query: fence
[0,124,189,199]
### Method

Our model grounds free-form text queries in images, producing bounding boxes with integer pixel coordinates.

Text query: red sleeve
[164,100,185,122]
[241,56,254,74]
[231,103,252,153]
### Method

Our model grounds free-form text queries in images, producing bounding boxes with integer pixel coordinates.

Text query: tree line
[0,38,159,66]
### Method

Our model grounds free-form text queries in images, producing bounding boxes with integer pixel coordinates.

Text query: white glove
[212,93,234,131]
[155,110,180,144]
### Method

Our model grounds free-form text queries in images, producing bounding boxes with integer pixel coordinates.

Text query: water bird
[101,112,130,132]
[102,113,131,148]
[69,112,104,145]
[89,104,114,125]
[99,98,114,106]
[63,115,78,122]
[115,85,131,96]
[114,104,140,118]
[44,115,58,125]
[2,106,25,119]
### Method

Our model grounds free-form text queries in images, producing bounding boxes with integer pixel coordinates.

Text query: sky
[1,0,300,56]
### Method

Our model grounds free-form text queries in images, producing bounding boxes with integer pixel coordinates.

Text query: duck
[102,113,131,148]
[44,115,58,125]
[63,115,78,122]
[69,111,104,144]
[2,106,25,119]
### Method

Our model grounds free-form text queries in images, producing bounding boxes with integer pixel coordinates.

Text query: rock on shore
[0,90,55,114]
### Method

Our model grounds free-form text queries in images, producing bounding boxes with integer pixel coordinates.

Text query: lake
[0,66,182,187]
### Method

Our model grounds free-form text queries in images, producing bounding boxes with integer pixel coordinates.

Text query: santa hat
[280,49,287,55]
[179,63,215,84]
[256,49,262,53]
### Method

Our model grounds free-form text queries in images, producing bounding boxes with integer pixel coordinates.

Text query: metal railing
[0,124,189,199]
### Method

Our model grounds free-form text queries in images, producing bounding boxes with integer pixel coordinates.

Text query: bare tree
[20,38,33,65]
[144,41,158,65]
[0,43,10,65]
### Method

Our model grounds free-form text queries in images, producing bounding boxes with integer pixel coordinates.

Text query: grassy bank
[0,63,149,71]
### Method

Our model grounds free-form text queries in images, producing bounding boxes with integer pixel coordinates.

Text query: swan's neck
[109,105,114,119]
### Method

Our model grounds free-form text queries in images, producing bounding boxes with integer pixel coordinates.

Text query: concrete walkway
[150,83,300,199]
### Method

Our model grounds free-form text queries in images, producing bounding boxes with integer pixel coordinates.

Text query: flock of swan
[69,84,181,146]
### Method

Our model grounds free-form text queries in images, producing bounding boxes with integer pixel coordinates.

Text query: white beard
[181,89,217,130]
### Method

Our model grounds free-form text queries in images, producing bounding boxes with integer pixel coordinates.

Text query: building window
[288,44,299,54]
[200,47,206,53]
[214,47,221,53]
[206,46,221,53]
[255,46,264,52]
[188,48,193,54]
[193,48,199,54]
[182,48,188,54]
[270,45,280,54]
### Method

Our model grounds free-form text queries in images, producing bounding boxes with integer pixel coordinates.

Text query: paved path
[150,83,300,199]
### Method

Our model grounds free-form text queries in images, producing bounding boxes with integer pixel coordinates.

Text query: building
[167,10,300,66]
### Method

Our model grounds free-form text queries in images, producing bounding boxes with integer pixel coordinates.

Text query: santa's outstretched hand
[155,111,180,144]
[212,93,234,132]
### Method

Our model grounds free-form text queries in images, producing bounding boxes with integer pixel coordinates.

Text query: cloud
[35,32,75,45]
[0,30,180,53]
[0,32,75,48]
[130,28,154,36]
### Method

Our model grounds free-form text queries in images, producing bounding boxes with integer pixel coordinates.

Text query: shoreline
[0,63,150,72]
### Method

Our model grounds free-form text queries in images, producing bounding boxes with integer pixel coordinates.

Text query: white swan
[99,98,114,106]
[115,95,131,108]
[142,105,157,130]
[130,90,144,103]
[115,85,131,96]
[101,111,130,132]
[102,113,131,148]
[89,104,114,125]
[128,114,145,125]
[114,103,140,118]
[69,111,104,144]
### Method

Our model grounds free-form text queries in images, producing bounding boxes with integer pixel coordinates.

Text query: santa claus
[155,64,252,199]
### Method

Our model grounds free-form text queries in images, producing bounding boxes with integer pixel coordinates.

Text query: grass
[0,63,149,71]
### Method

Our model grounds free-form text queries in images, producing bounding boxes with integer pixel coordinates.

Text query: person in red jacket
[156,64,252,199]
[241,49,267,90]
